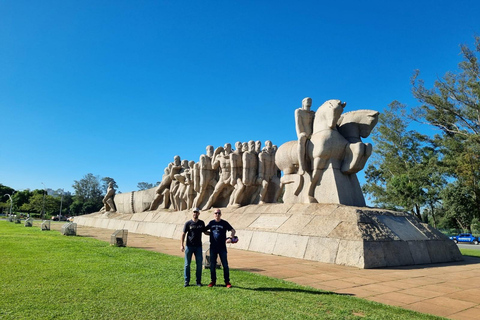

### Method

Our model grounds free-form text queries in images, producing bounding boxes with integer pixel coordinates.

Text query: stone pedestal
[75,203,462,268]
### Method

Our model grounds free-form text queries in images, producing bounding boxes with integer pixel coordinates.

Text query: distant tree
[71,173,103,214]
[363,101,445,221]
[412,35,480,226]
[137,182,156,190]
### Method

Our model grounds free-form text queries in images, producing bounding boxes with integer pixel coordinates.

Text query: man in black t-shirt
[181,208,207,287]
[204,208,236,288]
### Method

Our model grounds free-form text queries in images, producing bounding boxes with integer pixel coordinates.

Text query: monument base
[74,203,462,269]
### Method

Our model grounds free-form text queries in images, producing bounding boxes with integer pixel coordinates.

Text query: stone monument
[78,97,462,269]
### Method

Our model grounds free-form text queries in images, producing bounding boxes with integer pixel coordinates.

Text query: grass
[459,248,480,258]
[0,221,443,320]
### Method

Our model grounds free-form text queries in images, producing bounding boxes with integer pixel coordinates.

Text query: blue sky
[1,1,479,194]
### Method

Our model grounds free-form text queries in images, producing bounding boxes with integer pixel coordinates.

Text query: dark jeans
[210,247,229,283]
[184,245,203,284]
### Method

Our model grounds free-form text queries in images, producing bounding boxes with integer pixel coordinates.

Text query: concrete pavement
[52,223,480,320]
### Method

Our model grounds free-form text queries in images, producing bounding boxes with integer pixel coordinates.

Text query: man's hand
[181,244,185,252]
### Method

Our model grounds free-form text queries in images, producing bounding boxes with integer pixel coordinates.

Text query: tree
[412,35,480,226]
[363,101,445,220]
[71,173,103,214]
[137,182,157,190]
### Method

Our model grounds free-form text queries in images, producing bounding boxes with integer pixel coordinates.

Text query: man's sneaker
[208,282,216,287]
[226,282,232,288]
[196,283,202,287]
[184,282,189,287]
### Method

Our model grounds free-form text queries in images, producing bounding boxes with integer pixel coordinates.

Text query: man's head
[214,208,221,222]
[192,208,200,220]
[265,140,273,151]
[302,97,312,110]
[255,141,262,153]
[235,141,242,152]
[248,140,255,152]
[224,143,232,154]
[174,155,181,166]
[206,145,214,157]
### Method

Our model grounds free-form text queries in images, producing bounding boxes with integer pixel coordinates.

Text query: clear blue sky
[1,1,479,194]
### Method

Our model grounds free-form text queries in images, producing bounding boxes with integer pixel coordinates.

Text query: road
[457,243,480,250]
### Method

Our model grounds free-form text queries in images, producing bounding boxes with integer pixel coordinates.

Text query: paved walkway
[57,224,480,320]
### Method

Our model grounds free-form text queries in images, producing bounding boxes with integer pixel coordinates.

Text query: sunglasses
[214,212,221,215]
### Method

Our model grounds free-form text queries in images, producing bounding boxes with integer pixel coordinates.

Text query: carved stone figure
[149,162,174,210]
[296,97,315,175]
[101,182,116,213]
[168,156,183,210]
[257,140,281,204]
[241,140,260,204]
[276,99,379,206]
[192,146,217,209]
[229,141,244,207]
[204,143,234,209]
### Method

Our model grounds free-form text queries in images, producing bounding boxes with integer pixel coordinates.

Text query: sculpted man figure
[150,162,174,210]
[229,141,244,207]
[296,97,315,175]
[257,140,281,204]
[204,143,233,209]
[168,156,183,210]
[193,145,217,209]
[102,182,116,212]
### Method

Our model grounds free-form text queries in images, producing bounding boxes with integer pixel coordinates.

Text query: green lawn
[459,248,480,258]
[0,221,443,320]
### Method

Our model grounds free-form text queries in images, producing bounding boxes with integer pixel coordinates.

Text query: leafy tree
[363,101,445,220]
[137,182,156,190]
[71,173,103,215]
[412,36,480,226]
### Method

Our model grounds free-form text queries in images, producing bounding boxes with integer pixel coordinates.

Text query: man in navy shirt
[181,208,207,287]
[205,208,236,288]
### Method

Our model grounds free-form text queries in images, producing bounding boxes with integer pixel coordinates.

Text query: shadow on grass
[234,286,353,296]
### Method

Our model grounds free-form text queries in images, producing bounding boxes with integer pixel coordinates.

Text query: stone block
[363,241,386,268]
[335,240,364,268]
[407,241,432,265]
[329,221,363,240]
[273,233,309,259]
[248,231,278,254]
[302,217,341,237]
[381,241,414,267]
[249,214,290,231]
[276,214,315,234]
[304,237,340,264]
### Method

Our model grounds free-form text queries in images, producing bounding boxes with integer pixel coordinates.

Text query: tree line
[0,174,118,218]
[363,36,480,232]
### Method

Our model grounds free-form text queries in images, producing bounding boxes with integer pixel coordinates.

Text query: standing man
[181,208,206,287]
[205,208,236,288]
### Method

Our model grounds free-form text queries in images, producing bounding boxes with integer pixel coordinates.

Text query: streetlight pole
[41,182,46,220]
[59,189,64,218]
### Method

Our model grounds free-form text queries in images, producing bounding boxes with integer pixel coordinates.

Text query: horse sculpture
[275,99,379,206]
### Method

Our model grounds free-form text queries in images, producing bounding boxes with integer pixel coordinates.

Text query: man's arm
[180,232,186,252]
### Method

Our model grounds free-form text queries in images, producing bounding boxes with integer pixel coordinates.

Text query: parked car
[449,233,479,245]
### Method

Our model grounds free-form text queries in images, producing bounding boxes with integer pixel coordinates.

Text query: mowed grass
[0,222,442,320]
[459,248,480,258]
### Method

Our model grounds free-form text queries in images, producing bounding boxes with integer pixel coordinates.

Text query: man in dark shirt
[181,208,206,287]
[205,208,236,288]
